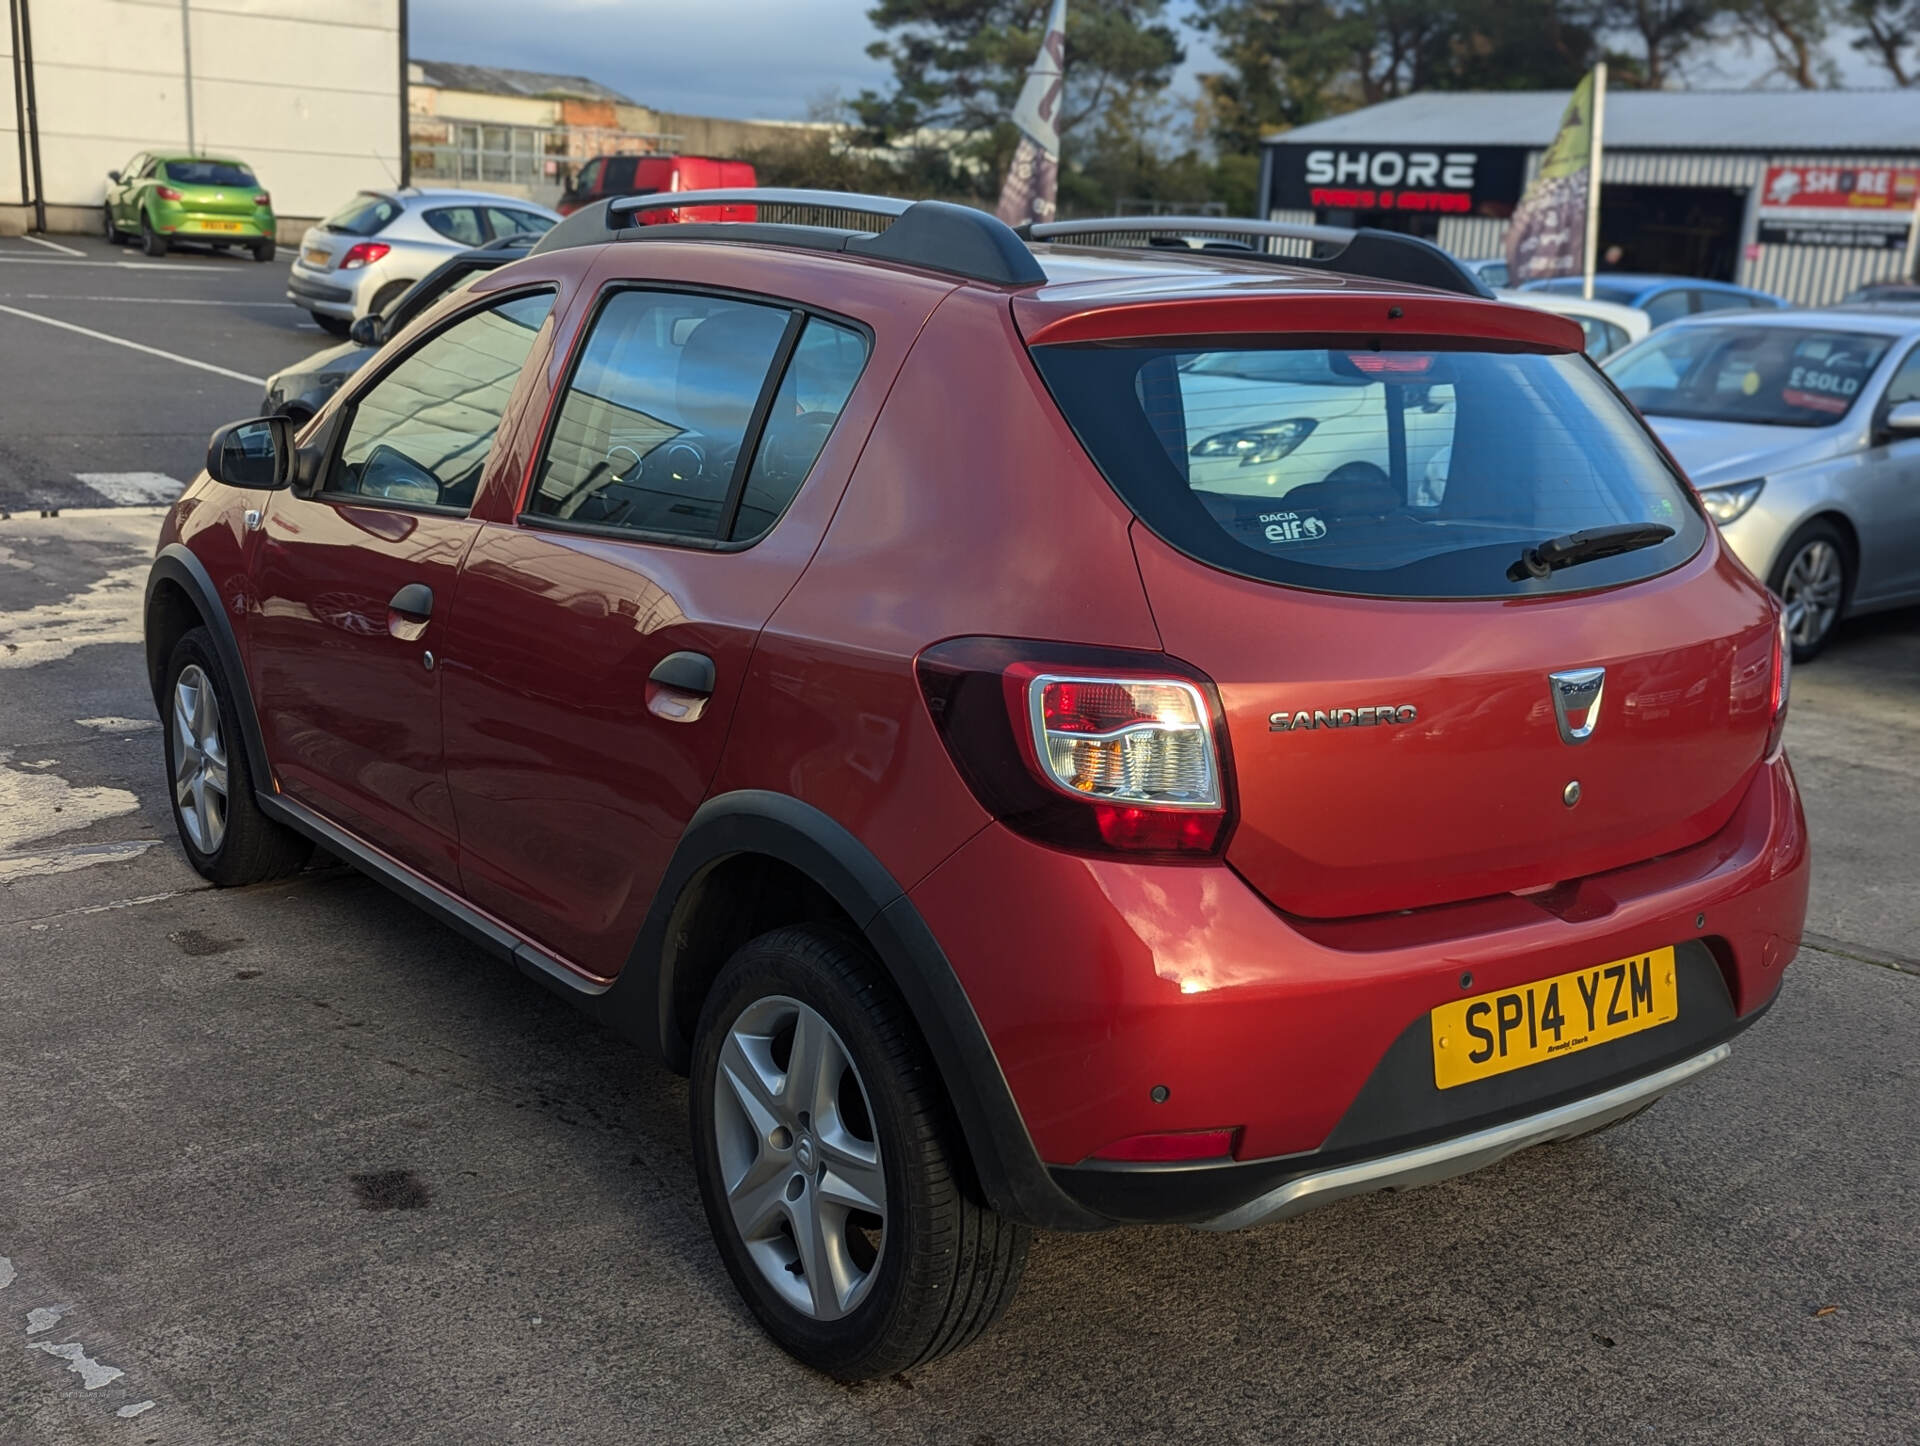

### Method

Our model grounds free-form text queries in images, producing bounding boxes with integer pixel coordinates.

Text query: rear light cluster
[254,193,271,207]
[155,185,182,202]
[1766,607,1792,759]
[340,242,390,270]
[917,638,1234,860]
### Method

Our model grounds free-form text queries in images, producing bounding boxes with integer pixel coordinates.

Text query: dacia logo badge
[1549,667,1605,744]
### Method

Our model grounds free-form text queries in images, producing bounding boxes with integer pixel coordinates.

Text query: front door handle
[389,583,433,620]
[647,651,715,723]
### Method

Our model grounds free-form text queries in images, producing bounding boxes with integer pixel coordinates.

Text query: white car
[1500,288,1651,360]
[287,188,558,336]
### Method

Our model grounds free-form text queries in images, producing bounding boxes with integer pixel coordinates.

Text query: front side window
[1609,324,1893,427]
[1879,343,1920,410]
[529,290,866,543]
[575,158,604,194]
[425,207,484,246]
[1032,341,1705,600]
[1642,290,1692,327]
[330,292,555,510]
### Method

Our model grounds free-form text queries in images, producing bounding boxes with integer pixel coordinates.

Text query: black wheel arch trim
[145,545,274,790]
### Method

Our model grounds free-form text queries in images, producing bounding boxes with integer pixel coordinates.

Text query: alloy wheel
[1779,538,1843,652]
[712,995,887,1321]
[172,663,230,854]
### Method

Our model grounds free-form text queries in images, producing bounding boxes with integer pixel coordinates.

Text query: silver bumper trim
[1197,1043,1732,1232]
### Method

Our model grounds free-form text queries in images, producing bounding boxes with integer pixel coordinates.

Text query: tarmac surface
[0,230,1916,1444]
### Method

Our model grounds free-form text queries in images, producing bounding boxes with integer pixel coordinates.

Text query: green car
[104,153,276,261]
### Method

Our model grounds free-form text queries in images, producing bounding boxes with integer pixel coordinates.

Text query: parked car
[1460,256,1509,288]
[287,188,558,336]
[261,234,540,424]
[1499,288,1650,359]
[556,154,756,220]
[104,153,275,261]
[1525,273,1785,328]
[147,192,1807,1380]
[1606,309,1920,659]
[1842,281,1920,306]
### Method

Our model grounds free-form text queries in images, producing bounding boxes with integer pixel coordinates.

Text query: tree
[1847,0,1918,83]
[1724,0,1842,86]
[1599,0,1722,88]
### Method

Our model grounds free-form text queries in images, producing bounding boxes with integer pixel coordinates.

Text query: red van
[557,154,756,220]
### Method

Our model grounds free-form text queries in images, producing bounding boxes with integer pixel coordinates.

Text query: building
[2,0,405,236]
[1258,90,1920,305]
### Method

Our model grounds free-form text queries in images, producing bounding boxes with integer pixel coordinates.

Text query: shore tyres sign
[1270,144,1526,216]
[1761,165,1919,213]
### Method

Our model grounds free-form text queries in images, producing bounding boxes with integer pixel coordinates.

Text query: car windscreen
[163,161,256,188]
[1537,279,1643,307]
[1607,324,1892,427]
[322,193,400,236]
[1030,342,1705,601]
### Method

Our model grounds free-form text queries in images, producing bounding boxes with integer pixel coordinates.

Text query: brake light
[916,638,1234,861]
[155,185,182,202]
[1091,1128,1240,1163]
[340,242,389,270]
[254,193,271,207]
[1347,353,1433,374]
[1766,608,1791,759]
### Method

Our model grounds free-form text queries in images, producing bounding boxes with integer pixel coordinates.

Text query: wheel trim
[1780,539,1843,650]
[172,663,230,853]
[714,995,886,1322]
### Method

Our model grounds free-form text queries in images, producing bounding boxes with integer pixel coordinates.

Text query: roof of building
[410,59,635,106]
[1266,89,1920,153]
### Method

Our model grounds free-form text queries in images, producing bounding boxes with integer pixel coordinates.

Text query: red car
[145,192,1808,1380]
[556,153,757,220]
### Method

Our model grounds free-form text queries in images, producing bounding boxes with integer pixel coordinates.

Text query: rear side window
[1643,291,1691,326]
[528,290,867,543]
[605,156,639,192]
[323,192,399,236]
[425,207,484,245]
[1032,343,1705,600]
[330,292,555,511]
[484,206,553,239]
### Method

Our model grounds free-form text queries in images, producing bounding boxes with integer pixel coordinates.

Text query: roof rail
[587,188,1045,287]
[1023,216,1495,299]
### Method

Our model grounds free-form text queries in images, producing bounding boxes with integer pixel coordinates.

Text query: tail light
[155,185,182,201]
[253,193,271,207]
[1766,608,1791,759]
[916,637,1235,861]
[340,242,390,270]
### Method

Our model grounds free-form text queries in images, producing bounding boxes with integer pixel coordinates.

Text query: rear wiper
[1507,523,1675,581]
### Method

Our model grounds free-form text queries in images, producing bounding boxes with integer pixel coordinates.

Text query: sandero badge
[1270,704,1418,732]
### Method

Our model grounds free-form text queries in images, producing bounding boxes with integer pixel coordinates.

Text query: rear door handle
[388,583,433,620]
[647,651,715,723]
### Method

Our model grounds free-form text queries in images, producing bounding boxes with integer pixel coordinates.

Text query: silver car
[287,187,558,336]
[1606,307,1920,659]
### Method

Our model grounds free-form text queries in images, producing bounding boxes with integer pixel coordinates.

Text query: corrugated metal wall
[1272,147,1917,306]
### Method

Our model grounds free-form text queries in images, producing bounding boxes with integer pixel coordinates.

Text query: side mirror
[348,314,382,347]
[205,415,295,490]
[1883,400,1920,439]
[107,169,121,183]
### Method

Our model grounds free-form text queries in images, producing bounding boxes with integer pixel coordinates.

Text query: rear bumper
[907,752,1808,1228]
[287,270,355,312]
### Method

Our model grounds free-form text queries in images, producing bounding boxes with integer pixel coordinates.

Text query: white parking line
[8,293,288,307]
[16,234,86,257]
[0,302,263,384]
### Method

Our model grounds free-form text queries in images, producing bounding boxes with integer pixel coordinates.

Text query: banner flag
[995,0,1067,228]
[1504,67,1605,289]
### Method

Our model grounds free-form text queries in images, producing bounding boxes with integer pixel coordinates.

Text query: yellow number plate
[202,220,244,232]
[1430,947,1677,1089]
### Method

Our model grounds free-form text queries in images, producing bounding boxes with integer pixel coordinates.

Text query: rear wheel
[252,238,275,263]
[1767,520,1852,662]
[690,924,1028,1379]
[162,628,312,886]
[140,213,168,257]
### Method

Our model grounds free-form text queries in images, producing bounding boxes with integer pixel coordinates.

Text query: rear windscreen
[164,161,256,187]
[1031,343,1706,600]
[322,193,400,236]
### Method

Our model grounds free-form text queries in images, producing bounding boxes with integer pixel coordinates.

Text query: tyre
[252,238,275,263]
[1767,519,1852,662]
[162,628,312,886]
[690,924,1029,1379]
[314,313,352,338]
[102,206,124,245]
[141,214,168,257]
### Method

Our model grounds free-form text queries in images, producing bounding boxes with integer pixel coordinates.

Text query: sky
[408,0,1894,125]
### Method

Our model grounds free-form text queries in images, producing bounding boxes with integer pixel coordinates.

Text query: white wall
[4,0,401,221]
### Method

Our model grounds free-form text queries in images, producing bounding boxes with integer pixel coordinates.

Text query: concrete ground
[0,236,1916,1445]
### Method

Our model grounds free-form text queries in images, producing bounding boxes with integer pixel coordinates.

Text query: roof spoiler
[1021,216,1495,299]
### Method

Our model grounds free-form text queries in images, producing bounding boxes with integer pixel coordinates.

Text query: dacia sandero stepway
[145,191,1809,1380]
